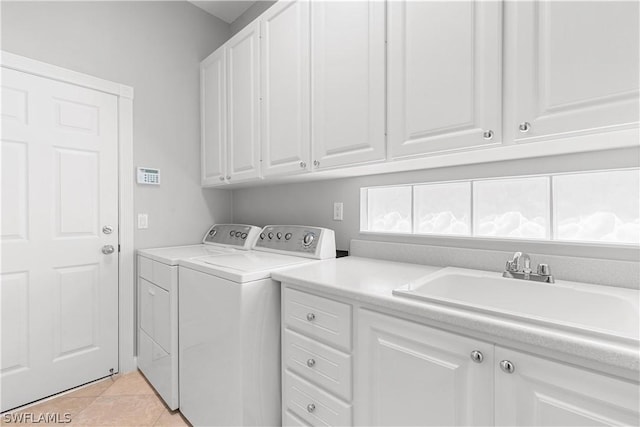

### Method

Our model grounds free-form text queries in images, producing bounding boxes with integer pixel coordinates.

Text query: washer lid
[180,252,317,282]
[138,244,239,265]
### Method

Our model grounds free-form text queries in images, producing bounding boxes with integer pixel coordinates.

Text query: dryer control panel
[255,225,336,259]
[202,224,261,249]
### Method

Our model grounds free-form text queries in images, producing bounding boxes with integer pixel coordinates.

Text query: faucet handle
[505,261,515,272]
[537,263,550,276]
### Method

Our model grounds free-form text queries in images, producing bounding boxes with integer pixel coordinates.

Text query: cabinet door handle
[306,313,315,321]
[300,161,307,169]
[219,176,225,181]
[500,360,515,374]
[482,130,494,140]
[226,175,231,180]
[313,160,320,167]
[519,122,531,133]
[470,350,484,363]
[306,358,316,368]
[306,403,316,413]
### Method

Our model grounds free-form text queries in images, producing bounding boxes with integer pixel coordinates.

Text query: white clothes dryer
[136,224,261,410]
[178,225,336,426]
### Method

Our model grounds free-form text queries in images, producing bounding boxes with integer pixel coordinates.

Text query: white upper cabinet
[388,0,502,159]
[260,0,311,177]
[226,21,261,183]
[311,0,386,170]
[505,1,640,144]
[200,49,226,186]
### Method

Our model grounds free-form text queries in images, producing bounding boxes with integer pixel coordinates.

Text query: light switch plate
[138,214,148,229]
[333,202,343,221]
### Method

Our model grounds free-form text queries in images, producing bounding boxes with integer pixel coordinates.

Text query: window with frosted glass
[367,186,412,233]
[414,182,471,235]
[553,170,640,244]
[473,177,550,239]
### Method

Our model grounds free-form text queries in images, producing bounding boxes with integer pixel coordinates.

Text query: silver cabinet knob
[313,160,320,167]
[306,313,315,321]
[306,358,316,368]
[102,245,115,255]
[102,225,113,235]
[219,176,225,181]
[482,130,494,140]
[470,350,484,363]
[519,122,531,133]
[226,175,231,180]
[300,161,307,168]
[306,403,316,413]
[500,360,515,374]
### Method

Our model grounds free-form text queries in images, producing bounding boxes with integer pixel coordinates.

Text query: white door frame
[1,51,136,373]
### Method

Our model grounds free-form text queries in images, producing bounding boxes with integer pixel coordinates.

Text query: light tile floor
[1,370,190,427]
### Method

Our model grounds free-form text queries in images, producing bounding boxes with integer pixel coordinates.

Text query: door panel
[495,347,640,426]
[1,68,119,411]
[507,1,639,143]
[311,0,385,169]
[388,0,502,158]
[200,48,227,186]
[261,0,311,177]
[226,21,261,183]
[355,309,494,426]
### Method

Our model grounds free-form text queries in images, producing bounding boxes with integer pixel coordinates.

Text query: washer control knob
[268,232,274,239]
[229,230,235,237]
[303,233,315,246]
[241,232,248,239]
[209,229,217,237]
[277,232,282,240]
[260,233,265,240]
[285,233,292,240]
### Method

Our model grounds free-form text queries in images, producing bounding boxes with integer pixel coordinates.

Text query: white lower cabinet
[495,347,640,426]
[355,309,494,426]
[282,285,640,427]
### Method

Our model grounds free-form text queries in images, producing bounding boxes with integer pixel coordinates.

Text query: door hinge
[118,244,121,253]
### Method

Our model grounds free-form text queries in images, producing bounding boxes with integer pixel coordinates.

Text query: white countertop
[272,256,640,380]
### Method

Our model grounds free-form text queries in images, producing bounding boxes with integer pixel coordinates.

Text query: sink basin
[393,267,640,343]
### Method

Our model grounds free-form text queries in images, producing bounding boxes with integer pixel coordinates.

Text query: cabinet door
[311,0,386,170]
[355,309,494,426]
[226,21,261,183]
[505,1,639,144]
[388,0,502,159]
[495,347,640,426]
[200,48,227,186]
[261,0,310,177]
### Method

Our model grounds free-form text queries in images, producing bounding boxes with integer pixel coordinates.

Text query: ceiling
[189,1,256,24]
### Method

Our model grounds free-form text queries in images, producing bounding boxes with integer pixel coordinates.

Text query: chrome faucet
[503,252,554,283]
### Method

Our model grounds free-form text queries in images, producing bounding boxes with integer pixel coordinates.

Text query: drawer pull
[306,313,316,321]
[470,350,483,363]
[306,403,316,413]
[306,358,316,368]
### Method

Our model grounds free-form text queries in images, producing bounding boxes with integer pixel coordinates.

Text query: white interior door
[1,67,119,411]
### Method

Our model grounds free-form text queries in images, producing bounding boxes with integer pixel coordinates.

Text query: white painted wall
[232,147,640,254]
[1,1,233,250]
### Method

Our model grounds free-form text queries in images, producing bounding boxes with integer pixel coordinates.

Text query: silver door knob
[300,161,306,168]
[500,360,515,374]
[482,130,494,140]
[102,245,115,255]
[102,225,113,234]
[307,358,316,368]
[470,350,484,363]
[519,122,531,133]
[313,160,320,167]
[306,313,315,321]
[306,403,316,413]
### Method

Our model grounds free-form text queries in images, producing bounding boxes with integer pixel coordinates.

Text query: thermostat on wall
[137,167,160,185]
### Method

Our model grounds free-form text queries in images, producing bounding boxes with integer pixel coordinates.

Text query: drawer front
[284,329,352,401]
[138,255,175,292]
[285,370,352,427]
[284,287,351,351]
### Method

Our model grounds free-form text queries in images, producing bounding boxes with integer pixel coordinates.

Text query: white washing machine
[136,224,261,410]
[178,225,336,427]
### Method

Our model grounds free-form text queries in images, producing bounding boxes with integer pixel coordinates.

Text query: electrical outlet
[137,213,148,229]
[333,202,343,221]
